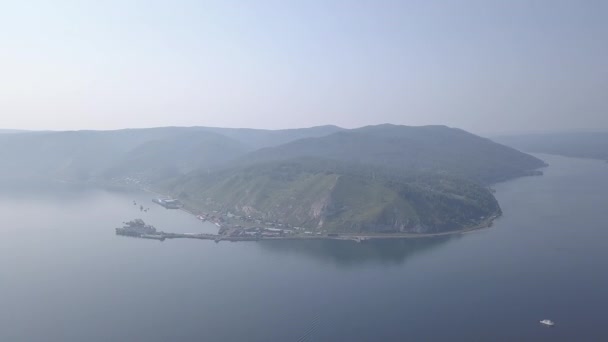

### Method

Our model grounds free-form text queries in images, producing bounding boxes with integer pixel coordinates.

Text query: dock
[115,219,259,242]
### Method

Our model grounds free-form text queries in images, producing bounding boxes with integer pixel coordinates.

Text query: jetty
[115,219,259,242]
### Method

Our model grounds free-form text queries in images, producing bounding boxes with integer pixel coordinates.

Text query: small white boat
[540,319,555,327]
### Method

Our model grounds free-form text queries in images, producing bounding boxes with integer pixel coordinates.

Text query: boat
[152,198,183,209]
[116,219,158,237]
[540,319,555,327]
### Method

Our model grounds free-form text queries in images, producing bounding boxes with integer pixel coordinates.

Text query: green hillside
[170,158,501,233]
[165,124,545,234]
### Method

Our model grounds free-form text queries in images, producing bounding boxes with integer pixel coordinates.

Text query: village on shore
[118,197,361,243]
[116,196,497,243]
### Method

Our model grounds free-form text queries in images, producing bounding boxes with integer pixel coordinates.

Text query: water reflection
[1,181,459,267]
[257,236,458,267]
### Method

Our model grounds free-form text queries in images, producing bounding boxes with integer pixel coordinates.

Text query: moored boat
[540,319,555,327]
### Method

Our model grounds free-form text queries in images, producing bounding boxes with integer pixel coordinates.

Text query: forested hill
[171,157,503,234]
[165,125,546,234]
[0,124,547,234]
[235,124,547,184]
[495,132,608,161]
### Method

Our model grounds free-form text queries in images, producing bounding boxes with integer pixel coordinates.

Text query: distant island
[0,124,546,236]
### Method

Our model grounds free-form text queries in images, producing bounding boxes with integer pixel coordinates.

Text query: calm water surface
[1,154,607,341]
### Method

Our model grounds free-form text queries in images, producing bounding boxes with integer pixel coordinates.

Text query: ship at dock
[152,198,183,209]
[116,219,165,241]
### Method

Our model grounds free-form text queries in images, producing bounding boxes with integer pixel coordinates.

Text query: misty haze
[1,1,607,341]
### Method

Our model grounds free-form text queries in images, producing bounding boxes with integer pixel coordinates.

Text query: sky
[1,0,607,134]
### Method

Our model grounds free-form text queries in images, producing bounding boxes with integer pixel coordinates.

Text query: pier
[115,219,260,242]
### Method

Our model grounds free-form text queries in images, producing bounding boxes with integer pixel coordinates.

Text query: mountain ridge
[231,124,546,184]
[163,124,545,234]
[0,124,546,234]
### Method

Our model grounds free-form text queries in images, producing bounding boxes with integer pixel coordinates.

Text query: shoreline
[117,218,498,243]
[55,179,501,243]
[101,182,503,243]
[177,197,500,241]
[248,213,500,242]
[120,199,501,242]
[140,185,502,242]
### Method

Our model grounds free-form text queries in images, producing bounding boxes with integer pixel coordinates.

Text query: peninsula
[0,124,546,236]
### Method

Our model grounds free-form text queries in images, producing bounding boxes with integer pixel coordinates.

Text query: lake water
[1,154,607,341]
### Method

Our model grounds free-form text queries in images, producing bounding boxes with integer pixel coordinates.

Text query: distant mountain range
[495,132,608,161]
[0,124,547,233]
[0,126,341,181]
[0,129,28,134]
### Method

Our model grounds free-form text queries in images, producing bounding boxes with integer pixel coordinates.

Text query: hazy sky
[1,0,607,133]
